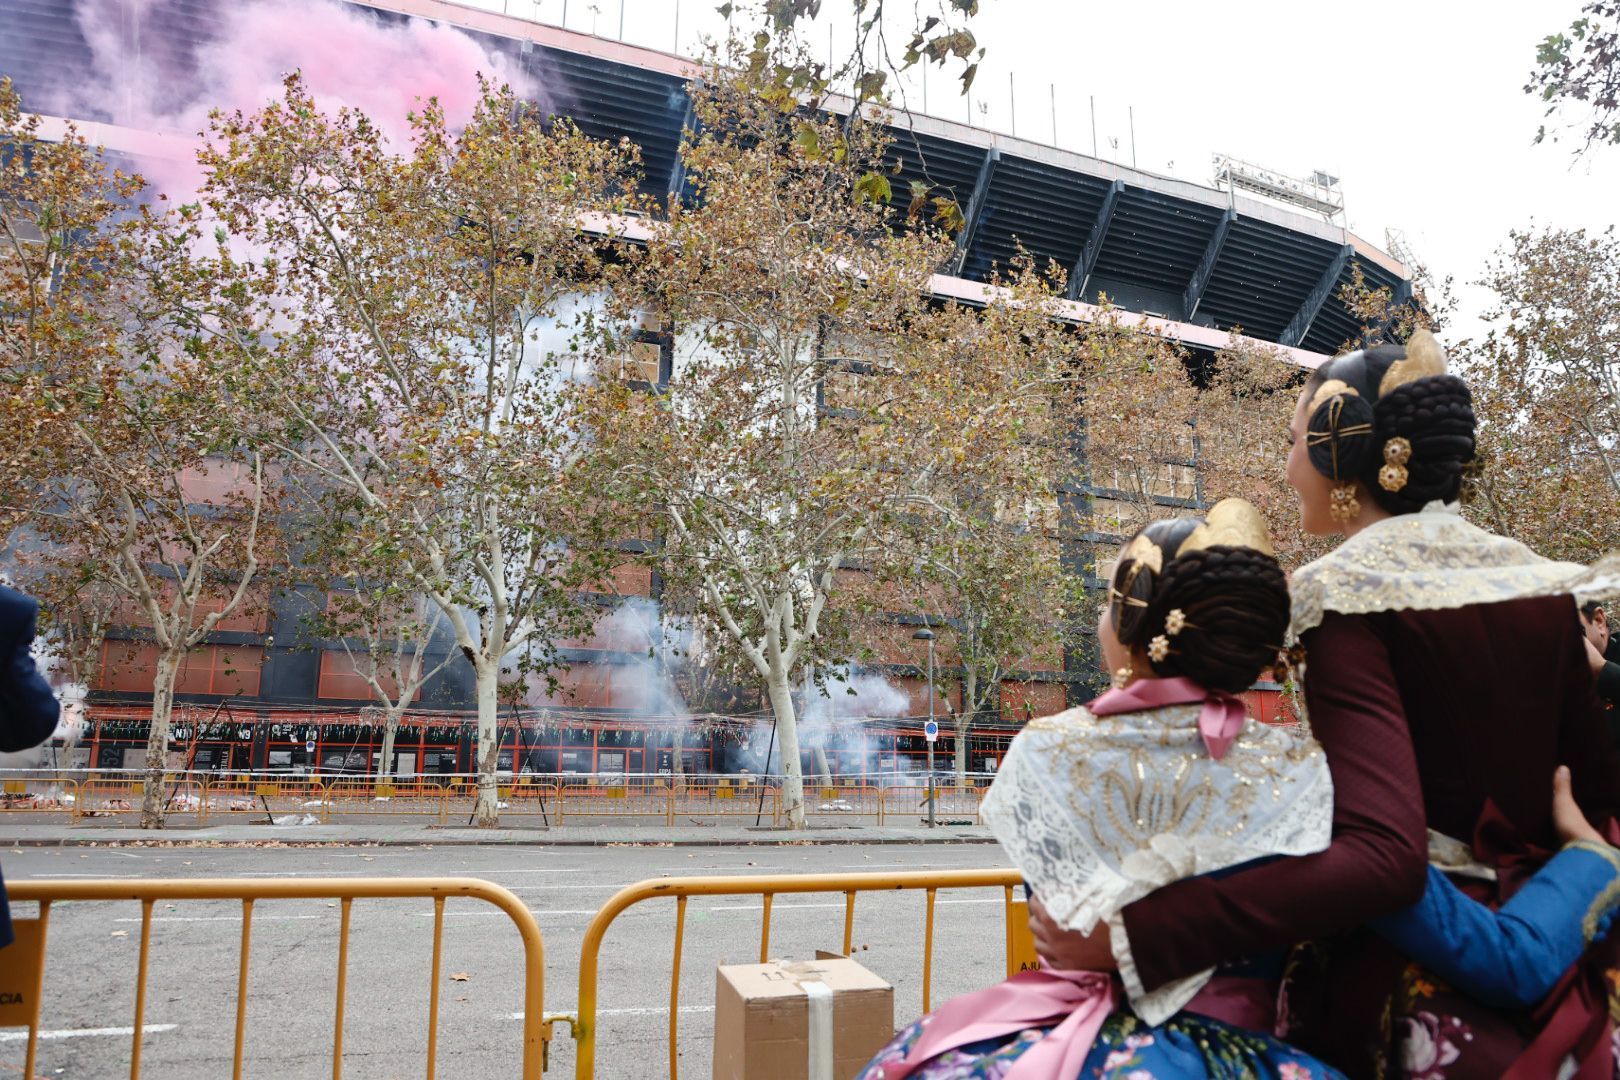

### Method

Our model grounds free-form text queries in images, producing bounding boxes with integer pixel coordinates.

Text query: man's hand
[1028,895,1118,971]
[1587,635,1609,677]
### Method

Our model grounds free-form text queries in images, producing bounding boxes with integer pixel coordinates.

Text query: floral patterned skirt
[1279,929,1620,1079]
[857,1010,1347,1080]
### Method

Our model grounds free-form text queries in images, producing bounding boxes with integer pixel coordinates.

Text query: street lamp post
[913,627,937,828]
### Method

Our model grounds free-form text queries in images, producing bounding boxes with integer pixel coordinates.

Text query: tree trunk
[380,709,402,780]
[765,669,806,829]
[954,670,977,786]
[670,726,686,793]
[813,745,832,787]
[140,650,183,829]
[473,662,501,828]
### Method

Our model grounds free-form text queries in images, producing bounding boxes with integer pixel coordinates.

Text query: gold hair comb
[1378,329,1447,397]
[1179,498,1276,558]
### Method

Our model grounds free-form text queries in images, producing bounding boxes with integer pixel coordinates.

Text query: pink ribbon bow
[873,968,1116,1080]
[1087,676,1248,760]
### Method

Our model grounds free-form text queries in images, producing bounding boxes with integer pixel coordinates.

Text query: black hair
[1583,600,1605,620]
[1302,342,1476,515]
[1108,521,1290,695]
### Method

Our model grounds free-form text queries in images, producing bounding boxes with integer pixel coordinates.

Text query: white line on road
[509,1008,714,1020]
[115,914,324,923]
[25,872,149,879]
[0,1025,176,1043]
[707,898,1003,911]
[445,868,591,874]
[414,909,606,917]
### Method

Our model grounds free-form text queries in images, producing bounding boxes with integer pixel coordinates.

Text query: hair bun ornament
[1378,436,1412,492]
[1306,388,1377,483]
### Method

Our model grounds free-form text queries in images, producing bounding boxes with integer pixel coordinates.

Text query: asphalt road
[1,841,1016,1080]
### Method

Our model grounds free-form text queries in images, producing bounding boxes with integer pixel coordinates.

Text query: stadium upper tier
[0,0,1412,359]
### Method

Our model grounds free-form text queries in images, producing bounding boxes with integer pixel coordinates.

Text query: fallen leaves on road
[450,972,471,982]
[110,930,128,937]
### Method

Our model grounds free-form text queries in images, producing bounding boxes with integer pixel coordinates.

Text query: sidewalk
[0,818,997,847]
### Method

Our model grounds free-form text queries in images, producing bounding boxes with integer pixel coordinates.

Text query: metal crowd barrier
[0,775,79,814]
[568,868,1025,1080]
[0,770,988,827]
[5,877,552,1080]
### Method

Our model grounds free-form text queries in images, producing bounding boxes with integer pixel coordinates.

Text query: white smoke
[743,667,909,776]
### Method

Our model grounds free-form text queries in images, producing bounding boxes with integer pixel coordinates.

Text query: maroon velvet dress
[1117,595,1620,1079]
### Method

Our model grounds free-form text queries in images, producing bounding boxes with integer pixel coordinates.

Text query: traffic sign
[924,720,939,743]
[306,739,316,755]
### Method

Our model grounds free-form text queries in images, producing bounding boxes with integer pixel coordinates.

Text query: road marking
[445,868,591,874]
[0,1024,176,1043]
[510,1007,713,1020]
[707,897,1003,912]
[25,872,148,879]
[115,914,323,923]
[505,884,622,891]
[707,903,848,911]
[414,909,617,917]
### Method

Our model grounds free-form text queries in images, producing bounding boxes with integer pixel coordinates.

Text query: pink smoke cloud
[68,0,541,198]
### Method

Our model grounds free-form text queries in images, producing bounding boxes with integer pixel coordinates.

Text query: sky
[463,0,1619,343]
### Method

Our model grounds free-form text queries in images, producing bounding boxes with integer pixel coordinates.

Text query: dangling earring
[1111,664,1133,690]
[1329,482,1360,523]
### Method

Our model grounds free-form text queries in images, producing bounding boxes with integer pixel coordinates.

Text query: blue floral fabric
[857,1010,1347,1080]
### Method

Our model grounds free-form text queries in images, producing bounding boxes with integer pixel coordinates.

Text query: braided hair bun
[1107,510,1290,695]
[1304,334,1476,515]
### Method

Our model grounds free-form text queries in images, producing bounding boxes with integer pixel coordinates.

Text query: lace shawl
[1290,502,1620,639]
[980,702,1332,1024]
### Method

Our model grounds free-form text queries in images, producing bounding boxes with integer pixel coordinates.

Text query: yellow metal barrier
[0,776,78,814]
[558,780,673,823]
[570,868,1024,1080]
[323,779,451,823]
[77,778,205,821]
[500,780,562,821]
[200,778,328,823]
[803,784,882,824]
[5,877,551,1080]
[879,785,985,824]
[674,783,780,824]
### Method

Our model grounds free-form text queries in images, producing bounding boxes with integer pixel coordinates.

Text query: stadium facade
[1,0,1412,778]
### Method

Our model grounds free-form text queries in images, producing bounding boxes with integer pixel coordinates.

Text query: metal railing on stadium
[5,877,553,1080]
[567,868,1025,1080]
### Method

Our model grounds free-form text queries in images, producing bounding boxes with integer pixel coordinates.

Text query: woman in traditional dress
[859,495,1620,1079]
[1030,330,1620,1078]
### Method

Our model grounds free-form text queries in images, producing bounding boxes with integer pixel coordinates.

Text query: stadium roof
[0,0,1415,360]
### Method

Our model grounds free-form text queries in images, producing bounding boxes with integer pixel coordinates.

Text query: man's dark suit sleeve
[0,586,60,753]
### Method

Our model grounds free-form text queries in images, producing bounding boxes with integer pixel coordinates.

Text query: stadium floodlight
[1212,154,1345,221]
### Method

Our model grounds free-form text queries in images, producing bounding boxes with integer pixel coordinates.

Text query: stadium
[0,0,1412,780]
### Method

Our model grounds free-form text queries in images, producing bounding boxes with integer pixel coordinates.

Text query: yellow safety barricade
[77,778,205,821]
[322,779,450,823]
[201,778,328,823]
[557,779,673,823]
[0,776,78,816]
[802,784,882,824]
[500,780,562,821]
[4,877,552,1080]
[880,785,985,824]
[674,783,780,825]
[569,868,1024,1080]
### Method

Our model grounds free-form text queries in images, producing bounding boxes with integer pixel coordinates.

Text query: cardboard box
[713,958,894,1080]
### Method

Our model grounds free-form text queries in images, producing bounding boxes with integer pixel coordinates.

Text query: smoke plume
[62,0,543,199]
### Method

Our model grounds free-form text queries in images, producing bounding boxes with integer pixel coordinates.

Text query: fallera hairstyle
[1107,503,1290,695]
[1301,331,1476,515]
